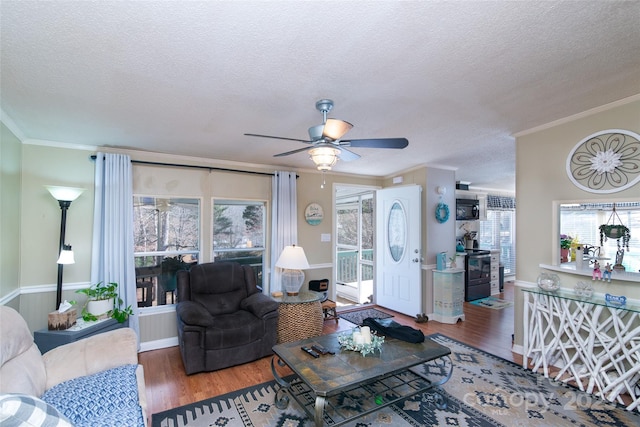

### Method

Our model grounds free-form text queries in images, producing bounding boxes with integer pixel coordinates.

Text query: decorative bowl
[537,272,560,292]
[574,281,593,298]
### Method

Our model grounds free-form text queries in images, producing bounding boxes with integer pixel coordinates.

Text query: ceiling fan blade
[244,133,311,143]
[273,146,314,157]
[338,147,361,162]
[322,118,353,140]
[341,137,409,149]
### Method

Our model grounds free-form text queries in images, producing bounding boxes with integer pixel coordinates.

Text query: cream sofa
[0,306,147,426]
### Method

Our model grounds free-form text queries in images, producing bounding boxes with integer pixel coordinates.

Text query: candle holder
[337,328,384,357]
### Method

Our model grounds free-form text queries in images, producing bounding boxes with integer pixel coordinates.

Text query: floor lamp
[46,186,85,310]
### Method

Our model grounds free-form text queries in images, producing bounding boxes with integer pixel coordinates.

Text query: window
[133,197,200,308]
[213,200,266,288]
[479,195,516,275]
[560,202,639,272]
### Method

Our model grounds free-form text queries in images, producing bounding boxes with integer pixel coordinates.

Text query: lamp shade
[57,245,75,264]
[275,245,310,269]
[275,245,309,296]
[309,146,340,171]
[45,186,85,202]
[322,118,353,140]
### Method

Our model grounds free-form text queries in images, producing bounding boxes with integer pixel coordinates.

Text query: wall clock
[305,203,324,225]
[566,129,640,193]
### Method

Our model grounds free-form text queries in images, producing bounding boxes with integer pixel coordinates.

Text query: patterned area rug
[470,296,514,310]
[338,307,393,325]
[151,333,640,427]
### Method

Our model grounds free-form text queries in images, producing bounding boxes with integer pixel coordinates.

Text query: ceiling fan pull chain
[321,170,326,189]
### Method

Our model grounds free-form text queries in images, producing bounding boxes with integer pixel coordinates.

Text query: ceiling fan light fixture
[322,118,353,140]
[309,146,340,171]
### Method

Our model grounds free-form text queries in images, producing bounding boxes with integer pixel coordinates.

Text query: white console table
[523,287,640,411]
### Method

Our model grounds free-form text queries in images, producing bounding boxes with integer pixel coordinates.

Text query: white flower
[589,149,623,174]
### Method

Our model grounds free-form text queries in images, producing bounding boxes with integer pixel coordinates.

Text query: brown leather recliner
[176,262,279,375]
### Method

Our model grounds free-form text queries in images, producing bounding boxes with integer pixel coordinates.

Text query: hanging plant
[599,224,631,251]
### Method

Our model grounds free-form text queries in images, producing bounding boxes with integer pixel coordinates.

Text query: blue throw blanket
[42,364,144,427]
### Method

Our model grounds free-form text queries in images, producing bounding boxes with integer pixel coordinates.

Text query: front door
[375,185,422,316]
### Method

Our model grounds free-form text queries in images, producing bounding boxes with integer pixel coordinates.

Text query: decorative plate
[566,129,640,194]
[304,203,323,225]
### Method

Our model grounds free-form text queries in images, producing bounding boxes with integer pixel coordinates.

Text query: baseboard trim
[511,343,524,356]
[139,337,178,353]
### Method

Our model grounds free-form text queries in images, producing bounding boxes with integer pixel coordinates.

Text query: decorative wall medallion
[304,203,323,225]
[566,129,640,193]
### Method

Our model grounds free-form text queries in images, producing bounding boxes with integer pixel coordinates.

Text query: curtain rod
[89,155,297,177]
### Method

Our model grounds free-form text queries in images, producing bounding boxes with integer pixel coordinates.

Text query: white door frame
[332,184,380,303]
[375,184,422,316]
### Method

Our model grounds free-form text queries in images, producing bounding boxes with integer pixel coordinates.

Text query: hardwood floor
[139,282,520,416]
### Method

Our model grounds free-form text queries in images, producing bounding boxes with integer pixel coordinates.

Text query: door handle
[412,258,420,263]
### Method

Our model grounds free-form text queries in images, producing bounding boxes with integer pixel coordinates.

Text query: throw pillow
[42,364,143,427]
[0,393,73,427]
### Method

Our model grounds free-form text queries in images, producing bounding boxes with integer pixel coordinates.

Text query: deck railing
[337,249,374,284]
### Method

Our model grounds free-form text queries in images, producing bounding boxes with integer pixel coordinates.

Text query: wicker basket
[277,301,323,343]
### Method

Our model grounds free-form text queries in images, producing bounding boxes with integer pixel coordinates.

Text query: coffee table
[271,331,452,426]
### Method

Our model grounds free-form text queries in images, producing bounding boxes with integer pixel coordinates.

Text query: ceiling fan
[244,99,408,171]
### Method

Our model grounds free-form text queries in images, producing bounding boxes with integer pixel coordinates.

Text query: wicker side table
[274,291,324,343]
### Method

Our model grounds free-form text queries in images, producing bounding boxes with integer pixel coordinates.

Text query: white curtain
[270,171,298,294]
[91,152,139,337]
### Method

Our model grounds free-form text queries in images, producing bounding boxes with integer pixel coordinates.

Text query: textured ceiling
[2,1,640,192]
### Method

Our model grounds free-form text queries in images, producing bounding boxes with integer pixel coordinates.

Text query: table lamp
[275,245,310,296]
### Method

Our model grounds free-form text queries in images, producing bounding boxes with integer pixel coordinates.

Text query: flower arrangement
[560,234,574,249]
[337,328,384,356]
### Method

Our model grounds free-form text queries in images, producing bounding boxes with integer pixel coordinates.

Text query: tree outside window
[213,200,266,288]
[133,197,200,307]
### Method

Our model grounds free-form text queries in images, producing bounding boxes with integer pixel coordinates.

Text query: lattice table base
[523,289,640,411]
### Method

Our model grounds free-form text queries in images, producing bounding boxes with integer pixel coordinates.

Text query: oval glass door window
[388,201,406,262]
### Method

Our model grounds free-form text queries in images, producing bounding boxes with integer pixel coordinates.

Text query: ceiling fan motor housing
[315,99,334,114]
[308,124,324,141]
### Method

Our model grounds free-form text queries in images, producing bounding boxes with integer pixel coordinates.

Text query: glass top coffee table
[271,331,452,426]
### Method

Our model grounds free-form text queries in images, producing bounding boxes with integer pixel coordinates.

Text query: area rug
[469,296,514,310]
[151,333,640,427]
[338,307,393,325]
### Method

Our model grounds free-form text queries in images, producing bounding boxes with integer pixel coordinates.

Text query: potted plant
[599,224,631,251]
[76,281,133,322]
[560,234,573,262]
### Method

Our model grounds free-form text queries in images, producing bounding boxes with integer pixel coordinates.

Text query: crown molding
[0,109,26,141]
[513,93,640,137]
[22,138,98,152]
